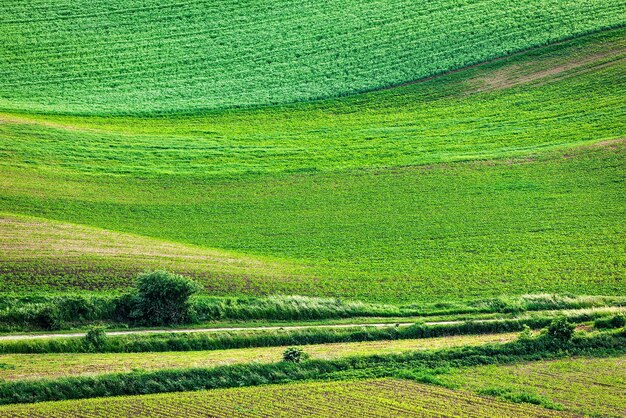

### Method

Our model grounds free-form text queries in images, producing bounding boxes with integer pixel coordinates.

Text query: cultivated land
[439,355,626,417]
[1,0,624,114]
[0,333,517,381]
[0,378,577,418]
[1,29,625,300]
[1,0,625,415]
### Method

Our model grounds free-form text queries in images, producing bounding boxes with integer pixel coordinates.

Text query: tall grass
[0,311,616,354]
[2,293,624,331]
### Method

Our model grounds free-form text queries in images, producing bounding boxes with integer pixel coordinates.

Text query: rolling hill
[1,0,624,114]
[1,28,624,301]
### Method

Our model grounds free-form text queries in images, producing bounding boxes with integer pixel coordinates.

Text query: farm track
[0,321,425,341]
[4,306,625,340]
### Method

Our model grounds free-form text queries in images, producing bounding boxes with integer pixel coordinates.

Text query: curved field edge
[1,141,624,300]
[2,27,625,178]
[0,212,311,292]
[0,0,624,114]
[0,378,575,417]
[0,29,624,301]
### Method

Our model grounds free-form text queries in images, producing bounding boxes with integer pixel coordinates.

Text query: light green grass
[1,0,624,114]
[0,378,575,417]
[3,29,625,176]
[0,333,516,381]
[0,30,624,301]
[437,355,626,417]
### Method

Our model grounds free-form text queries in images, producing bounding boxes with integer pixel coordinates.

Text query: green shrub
[546,317,575,342]
[84,327,107,352]
[132,271,201,326]
[594,314,626,329]
[517,325,533,341]
[283,347,308,363]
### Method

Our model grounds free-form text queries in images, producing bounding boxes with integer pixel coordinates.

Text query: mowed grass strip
[437,355,626,417]
[0,333,517,381]
[1,0,624,114]
[0,378,576,417]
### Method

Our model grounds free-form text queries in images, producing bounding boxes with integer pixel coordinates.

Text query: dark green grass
[1,0,624,114]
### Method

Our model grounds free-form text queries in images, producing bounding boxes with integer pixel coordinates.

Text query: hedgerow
[0,330,623,405]
[0,312,614,354]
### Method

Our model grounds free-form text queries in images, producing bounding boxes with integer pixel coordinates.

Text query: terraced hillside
[1,0,624,114]
[1,29,624,300]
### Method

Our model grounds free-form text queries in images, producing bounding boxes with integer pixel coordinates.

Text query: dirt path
[0,321,464,341]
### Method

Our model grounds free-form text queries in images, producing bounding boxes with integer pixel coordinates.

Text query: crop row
[1,0,624,113]
[0,378,575,417]
[438,355,626,417]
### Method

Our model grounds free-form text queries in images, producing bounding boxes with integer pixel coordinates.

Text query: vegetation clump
[84,327,107,352]
[127,271,201,326]
[283,347,308,363]
[517,325,533,341]
[546,317,575,342]
[594,314,626,330]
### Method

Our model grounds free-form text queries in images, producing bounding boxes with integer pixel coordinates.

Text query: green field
[1,0,624,114]
[438,355,626,417]
[0,378,576,417]
[1,1,625,415]
[1,28,625,301]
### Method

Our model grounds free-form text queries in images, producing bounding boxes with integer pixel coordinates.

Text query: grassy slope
[0,29,624,301]
[438,355,626,417]
[0,333,516,381]
[3,29,625,176]
[1,0,624,114]
[0,378,574,417]
[0,213,306,290]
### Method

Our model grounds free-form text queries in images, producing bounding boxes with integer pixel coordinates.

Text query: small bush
[283,347,308,363]
[546,317,575,342]
[594,314,626,329]
[84,327,107,352]
[132,271,201,326]
[517,325,533,341]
